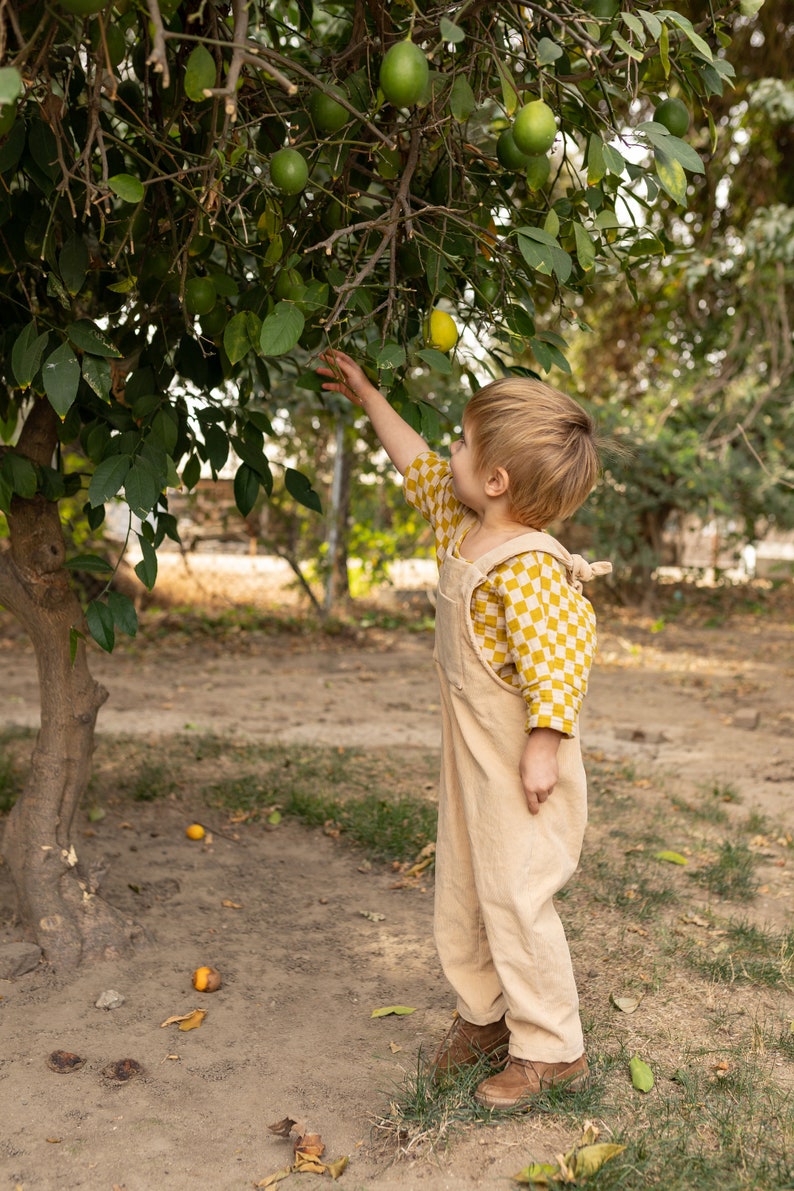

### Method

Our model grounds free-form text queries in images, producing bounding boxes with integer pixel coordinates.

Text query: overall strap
[463,529,612,595]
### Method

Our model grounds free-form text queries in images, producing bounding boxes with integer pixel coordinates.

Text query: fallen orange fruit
[185,823,205,840]
[193,965,222,993]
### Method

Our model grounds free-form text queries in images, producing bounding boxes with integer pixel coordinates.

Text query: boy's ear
[485,466,510,497]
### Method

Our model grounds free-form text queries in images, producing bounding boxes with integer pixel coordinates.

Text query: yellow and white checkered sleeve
[492,552,598,737]
[403,450,465,565]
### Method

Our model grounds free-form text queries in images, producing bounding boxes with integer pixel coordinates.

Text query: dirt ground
[1,554,793,1190]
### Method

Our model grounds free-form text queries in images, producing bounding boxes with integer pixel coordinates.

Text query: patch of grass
[692,840,759,900]
[207,745,438,864]
[121,760,177,802]
[680,919,794,989]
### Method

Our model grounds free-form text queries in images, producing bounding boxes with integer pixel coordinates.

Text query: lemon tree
[0,0,753,969]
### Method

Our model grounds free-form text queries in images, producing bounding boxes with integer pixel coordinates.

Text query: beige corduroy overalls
[433,524,601,1064]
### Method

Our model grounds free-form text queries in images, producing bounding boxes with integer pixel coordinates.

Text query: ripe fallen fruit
[193,965,222,992]
[425,309,458,353]
[512,99,557,156]
[270,147,309,196]
[653,97,690,137]
[496,129,530,172]
[309,86,349,134]
[186,823,205,840]
[379,40,429,108]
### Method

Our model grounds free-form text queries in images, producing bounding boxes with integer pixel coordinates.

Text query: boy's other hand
[519,729,563,815]
[316,349,380,409]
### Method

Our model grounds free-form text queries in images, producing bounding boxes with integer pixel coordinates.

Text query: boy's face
[450,421,483,510]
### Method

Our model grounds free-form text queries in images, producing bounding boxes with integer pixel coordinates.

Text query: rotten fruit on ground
[186,822,205,840]
[193,965,222,992]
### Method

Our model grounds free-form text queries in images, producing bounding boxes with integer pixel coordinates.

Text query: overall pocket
[433,589,464,689]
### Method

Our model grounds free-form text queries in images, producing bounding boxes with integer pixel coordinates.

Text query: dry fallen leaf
[611,992,643,1014]
[222,899,243,909]
[160,1009,207,1031]
[268,1117,300,1139]
[371,1005,416,1018]
[389,1041,402,1053]
[294,1132,325,1159]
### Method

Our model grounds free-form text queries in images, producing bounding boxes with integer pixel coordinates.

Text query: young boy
[317,349,611,1109]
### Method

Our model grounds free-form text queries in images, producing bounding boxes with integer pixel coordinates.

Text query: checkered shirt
[404,450,597,737]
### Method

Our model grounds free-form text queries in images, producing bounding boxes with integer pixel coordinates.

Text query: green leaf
[86,599,115,653]
[184,44,216,102]
[223,311,255,365]
[82,355,112,402]
[637,9,662,38]
[88,454,132,507]
[64,554,113,574]
[68,319,123,357]
[69,626,84,666]
[11,322,50,390]
[234,462,260,517]
[285,467,322,514]
[2,453,37,499]
[739,0,764,12]
[449,75,476,122]
[107,590,138,638]
[182,454,201,490]
[0,66,23,107]
[134,534,158,590]
[641,125,704,174]
[654,144,688,204]
[108,173,145,204]
[660,10,713,61]
[259,303,305,357]
[656,849,688,865]
[603,143,626,175]
[496,59,519,117]
[659,21,670,77]
[587,135,606,185]
[203,423,230,473]
[630,1055,655,1092]
[621,12,646,41]
[416,348,452,374]
[42,343,81,419]
[370,1005,416,1018]
[537,37,563,65]
[573,223,596,272]
[611,30,644,61]
[439,16,465,43]
[124,457,161,517]
[374,343,407,370]
[516,228,572,283]
[59,235,89,296]
[511,1161,557,1185]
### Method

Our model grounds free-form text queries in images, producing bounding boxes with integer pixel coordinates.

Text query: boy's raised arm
[317,349,428,476]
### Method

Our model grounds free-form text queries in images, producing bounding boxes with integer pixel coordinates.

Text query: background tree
[0,0,747,968]
[564,0,793,582]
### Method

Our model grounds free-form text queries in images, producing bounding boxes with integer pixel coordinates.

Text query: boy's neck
[458,499,535,561]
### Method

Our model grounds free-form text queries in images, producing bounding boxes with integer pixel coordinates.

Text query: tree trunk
[0,398,143,970]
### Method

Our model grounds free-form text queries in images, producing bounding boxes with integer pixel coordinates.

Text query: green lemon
[525,153,551,191]
[200,304,228,338]
[473,277,499,310]
[512,99,557,156]
[424,309,458,352]
[269,147,309,196]
[309,86,349,134]
[59,0,108,15]
[274,268,305,302]
[496,129,531,172]
[653,97,690,137]
[184,276,217,316]
[379,41,429,108]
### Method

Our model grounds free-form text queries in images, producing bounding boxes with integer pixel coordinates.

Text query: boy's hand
[316,349,380,410]
[519,728,563,815]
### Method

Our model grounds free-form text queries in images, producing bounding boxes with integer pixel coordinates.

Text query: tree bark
[0,398,143,970]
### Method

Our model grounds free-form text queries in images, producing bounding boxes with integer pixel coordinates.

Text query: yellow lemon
[425,309,458,353]
[186,823,205,840]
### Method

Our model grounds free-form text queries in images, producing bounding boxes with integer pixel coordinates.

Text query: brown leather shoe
[474,1054,589,1108]
[428,1013,510,1078]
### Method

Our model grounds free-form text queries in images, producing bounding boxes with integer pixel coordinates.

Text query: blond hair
[463,377,600,528]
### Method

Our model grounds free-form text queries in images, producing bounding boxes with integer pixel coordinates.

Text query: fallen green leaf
[573,1142,627,1178]
[611,992,642,1014]
[371,1005,416,1018]
[655,850,688,865]
[630,1054,655,1092]
[511,1161,557,1185]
